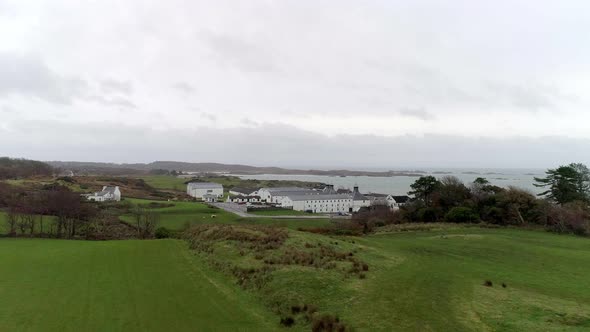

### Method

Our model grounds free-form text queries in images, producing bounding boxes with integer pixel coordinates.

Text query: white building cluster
[186,180,409,214]
[186,182,224,200]
[258,185,409,213]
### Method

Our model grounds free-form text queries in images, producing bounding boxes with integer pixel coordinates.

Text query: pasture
[0,239,275,331]
[186,225,590,331]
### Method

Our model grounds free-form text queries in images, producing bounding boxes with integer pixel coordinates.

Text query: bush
[417,207,442,222]
[155,227,172,239]
[445,207,479,223]
[312,314,348,332]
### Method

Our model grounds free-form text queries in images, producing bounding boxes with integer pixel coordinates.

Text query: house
[227,195,261,203]
[229,187,259,196]
[365,193,411,210]
[87,186,121,202]
[203,194,219,203]
[390,195,411,207]
[186,182,224,199]
[280,193,353,213]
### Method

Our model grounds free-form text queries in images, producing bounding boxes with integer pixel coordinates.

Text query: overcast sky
[1,0,589,168]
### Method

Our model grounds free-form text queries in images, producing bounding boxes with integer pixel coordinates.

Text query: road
[210,202,346,219]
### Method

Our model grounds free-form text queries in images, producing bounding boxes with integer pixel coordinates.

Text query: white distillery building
[281,193,353,213]
[351,186,371,212]
[186,182,223,199]
[87,186,121,202]
[259,187,318,204]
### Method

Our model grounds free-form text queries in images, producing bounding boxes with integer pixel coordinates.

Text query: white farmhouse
[281,193,353,213]
[87,186,121,202]
[187,182,223,199]
[365,194,410,210]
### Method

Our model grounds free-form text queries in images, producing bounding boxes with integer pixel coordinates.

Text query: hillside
[46,160,424,177]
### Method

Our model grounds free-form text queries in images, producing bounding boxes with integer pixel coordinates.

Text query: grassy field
[0,239,276,331]
[187,226,590,331]
[139,175,187,191]
[119,198,333,230]
[248,209,311,216]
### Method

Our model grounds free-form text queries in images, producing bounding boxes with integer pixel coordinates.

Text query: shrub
[155,227,172,239]
[445,207,479,223]
[417,207,442,222]
[280,316,295,327]
[312,314,348,332]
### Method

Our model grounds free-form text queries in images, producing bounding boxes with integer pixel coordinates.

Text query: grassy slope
[343,228,590,331]
[0,239,276,332]
[198,226,590,331]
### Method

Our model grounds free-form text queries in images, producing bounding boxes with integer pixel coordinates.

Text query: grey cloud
[399,107,434,120]
[200,112,217,122]
[241,118,259,126]
[0,52,87,104]
[173,82,195,94]
[3,120,589,169]
[201,31,278,73]
[100,79,133,95]
[85,95,136,109]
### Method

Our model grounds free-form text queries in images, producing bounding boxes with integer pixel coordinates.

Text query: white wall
[289,198,353,213]
[189,187,223,198]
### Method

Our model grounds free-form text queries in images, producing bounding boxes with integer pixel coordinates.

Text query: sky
[1,0,589,169]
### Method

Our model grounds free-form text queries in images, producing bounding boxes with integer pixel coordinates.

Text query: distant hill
[46,160,425,177]
[0,157,54,179]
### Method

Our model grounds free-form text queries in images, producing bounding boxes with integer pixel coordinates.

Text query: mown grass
[119,198,333,231]
[0,238,276,331]
[248,209,311,216]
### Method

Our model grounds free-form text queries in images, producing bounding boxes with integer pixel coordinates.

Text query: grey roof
[229,195,260,199]
[187,182,222,189]
[391,195,410,203]
[96,186,117,196]
[230,187,258,194]
[271,189,317,197]
[365,193,389,198]
[352,191,367,201]
[286,194,353,202]
[263,187,311,193]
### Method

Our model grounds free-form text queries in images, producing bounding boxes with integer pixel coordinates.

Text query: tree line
[0,183,160,239]
[0,157,54,179]
[353,163,590,236]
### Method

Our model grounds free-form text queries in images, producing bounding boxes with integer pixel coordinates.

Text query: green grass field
[187,226,590,331]
[3,202,590,331]
[139,175,187,191]
[0,239,276,331]
[248,209,311,216]
[119,198,333,231]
